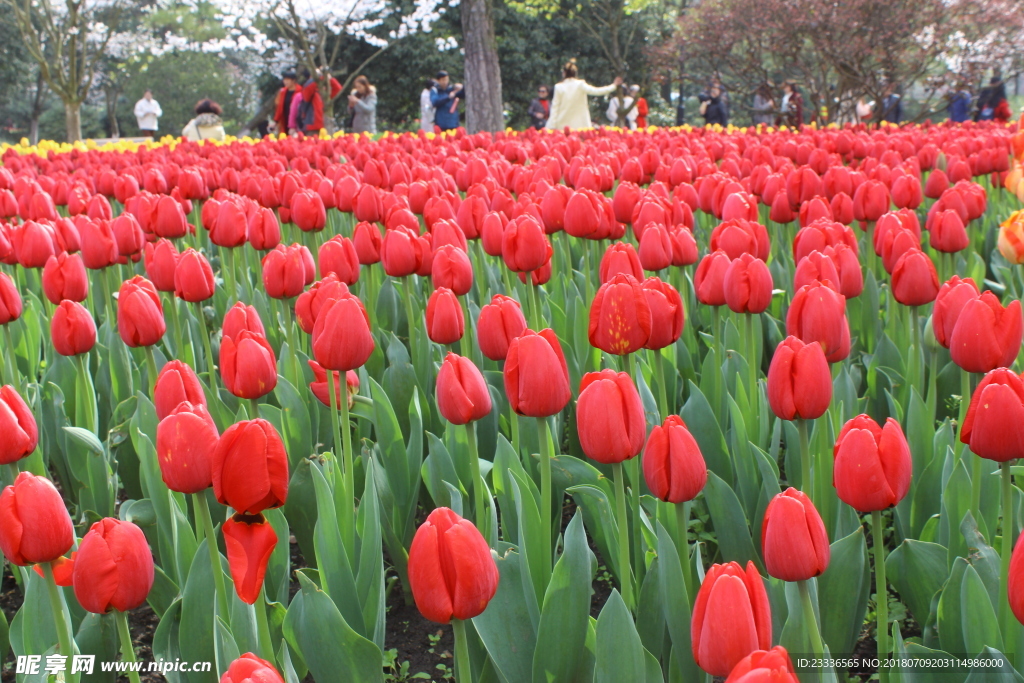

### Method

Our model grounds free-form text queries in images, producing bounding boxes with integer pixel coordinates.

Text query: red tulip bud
[642,415,707,503]
[72,518,154,613]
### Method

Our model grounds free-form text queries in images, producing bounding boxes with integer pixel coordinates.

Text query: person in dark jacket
[947,85,972,123]
[778,81,804,127]
[699,85,727,126]
[298,68,342,135]
[976,77,1011,122]
[430,70,464,131]
[528,85,550,129]
[273,70,301,135]
[881,84,903,124]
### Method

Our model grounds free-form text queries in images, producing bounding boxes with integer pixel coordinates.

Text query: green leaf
[152,600,186,683]
[274,376,312,468]
[938,558,969,655]
[510,471,545,624]
[213,617,241,678]
[963,647,1023,683]
[283,572,384,683]
[356,460,386,649]
[885,539,948,631]
[681,381,732,484]
[473,548,538,683]
[594,590,646,683]
[817,528,871,657]
[179,540,220,683]
[309,464,363,637]
[532,511,595,683]
[902,642,968,683]
[960,564,1002,654]
[63,425,104,454]
[655,521,699,683]
[704,471,761,569]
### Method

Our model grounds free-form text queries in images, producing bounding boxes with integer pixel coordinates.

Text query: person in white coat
[606,84,639,128]
[134,90,162,138]
[420,79,437,132]
[545,60,622,130]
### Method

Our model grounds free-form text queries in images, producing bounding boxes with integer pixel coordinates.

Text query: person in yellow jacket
[545,60,622,130]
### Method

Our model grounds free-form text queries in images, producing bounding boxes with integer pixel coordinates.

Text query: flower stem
[75,353,97,434]
[613,462,634,611]
[144,345,159,399]
[537,415,553,583]
[466,422,487,540]
[527,273,541,329]
[115,610,143,683]
[676,501,694,602]
[196,302,218,396]
[41,562,80,683]
[797,417,812,503]
[745,313,757,402]
[3,324,20,389]
[452,618,473,683]
[1001,461,1016,661]
[653,349,669,419]
[249,398,260,420]
[193,492,231,627]
[872,509,889,683]
[254,586,276,666]
[327,368,355,554]
[402,277,417,349]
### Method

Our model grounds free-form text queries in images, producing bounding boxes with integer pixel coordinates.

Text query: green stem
[115,610,143,683]
[959,370,972,457]
[224,247,238,305]
[196,302,218,396]
[402,277,417,348]
[254,586,276,666]
[249,398,260,420]
[193,492,231,626]
[144,345,159,399]
[510,406,521,461]
[1002,461,1016,661]
[41,562,80,683]
[613,462,635,611]
[452,618,473,683]
[327,368,355,554]
[798,418,812,503]
[167,294,185,363]
[537,416,554,583]
[872,509,889,682]
[100,266,114,326]
[798,579,825,655]
[745,313,758,402]
[711,306,723,415]
[6,462,19,485]
[676,500,694,603]
[75,353,97,434]
[653,349,669,419]
[466,422,487,540]
[527,273,541,329]
[3,323,20,389]
[909,306,920,394]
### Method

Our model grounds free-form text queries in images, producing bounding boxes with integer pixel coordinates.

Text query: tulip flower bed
[1,118,1024,683]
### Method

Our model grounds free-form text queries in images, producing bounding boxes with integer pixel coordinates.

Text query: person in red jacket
[273,70,301,135]
[633,85,648,128]
[298,69,343,134]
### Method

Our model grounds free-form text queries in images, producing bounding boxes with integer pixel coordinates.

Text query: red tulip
[308,360,359,409]
[502,215,551,273]
[599,242,644,283]
[381,227,425,277]
[766,336,831,420]
[41,252,87,305]
[852,179,890,222]
[0,271,21,325]
[949,292,1023,373]
[291,189,326,232]
[154,360,207,420]
[311,284,375,371]
[51,300,96,357]
[724,254,773,314]
[436,353,492,425]
[932,276,980,349]
[613,181,642,224]
[248,207,281,251]
[695,250,731,306]
[221,331,278,400]
[691,561,772,677]
[641,277,684,350]
[353,221,382,265]
[72,518,154,613]
[262,244,310,299]
[221,654,285,683]
[111,213,146,258]
[0,472,75,566]
[117,276,166,348]
[890,175,922,210]
[786,281,850,363]
[477,295,527,361]
[638,223,673,272]
[924,168,949,199]
[12,220,56,268]
[153,195,188,239]
[927,210,969,253]
[833,415,912,511]
[642,415,707,503]
[223,302,266,340]
[210,201,249,248]
[769,192,796,224]
[724,647,799,683]
[669,226,698,266]
[431,245,473,296]
[144,239,179,293]
[576,370,645,464]
[0,385,37,465]
[319,235,360,285]
[960,368,1024,462]
[891,248,939,306]
[174,249,216,303]
[408,507,499,623]
[425,287,465,345]
[156,400,218,494]
[710,219,770,261]
[211,418,289,514]
[222,513,278,604]
[503,328,571,417]
[79,218,119,270]
[793,219,858,263]
[589,273,652,355]
[761,488,829,581]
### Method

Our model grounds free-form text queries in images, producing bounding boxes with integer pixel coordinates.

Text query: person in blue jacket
[430,70,464,131]
[947,84,972,123]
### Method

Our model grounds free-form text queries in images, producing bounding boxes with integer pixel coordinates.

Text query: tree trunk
[29,69,45,145]
[64,101,83,143]
[104,85,120,138]
[461,0,503,133]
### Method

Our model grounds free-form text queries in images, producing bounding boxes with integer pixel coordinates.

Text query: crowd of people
[129,64,1018,140]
